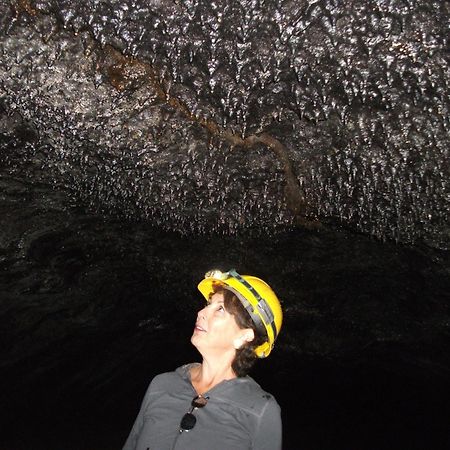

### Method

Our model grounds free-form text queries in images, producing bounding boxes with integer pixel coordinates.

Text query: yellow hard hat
[197,269,283,358]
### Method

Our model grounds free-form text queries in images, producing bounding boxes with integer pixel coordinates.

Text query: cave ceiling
[0,0,448,247]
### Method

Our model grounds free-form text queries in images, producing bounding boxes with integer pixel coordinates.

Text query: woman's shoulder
[217,375,280,415]
[148,363,198,391]
[241,376,279,403]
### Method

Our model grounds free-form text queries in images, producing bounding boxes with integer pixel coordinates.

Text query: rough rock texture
[1,0,448,245]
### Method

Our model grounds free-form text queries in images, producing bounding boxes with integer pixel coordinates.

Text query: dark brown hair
[211,284,267,377]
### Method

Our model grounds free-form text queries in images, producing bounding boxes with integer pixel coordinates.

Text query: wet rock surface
[0,0,448,244]
[0,1,449,449]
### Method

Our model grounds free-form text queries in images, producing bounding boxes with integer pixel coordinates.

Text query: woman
[123,269,283,450]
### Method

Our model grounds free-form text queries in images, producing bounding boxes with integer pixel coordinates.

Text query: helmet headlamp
[204,269,229,281]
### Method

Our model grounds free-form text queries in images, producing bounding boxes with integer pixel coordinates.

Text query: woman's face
[191,292,252,356]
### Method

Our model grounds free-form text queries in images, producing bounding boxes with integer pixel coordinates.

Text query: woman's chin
[190,333,200,347]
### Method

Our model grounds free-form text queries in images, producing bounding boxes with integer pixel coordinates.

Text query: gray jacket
[122,363,282,450]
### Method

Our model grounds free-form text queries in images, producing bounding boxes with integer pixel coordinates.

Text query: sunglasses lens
[180,395,208,432]
[180,412,196,431]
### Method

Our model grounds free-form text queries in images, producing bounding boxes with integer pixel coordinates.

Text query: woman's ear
[233,328,255,349]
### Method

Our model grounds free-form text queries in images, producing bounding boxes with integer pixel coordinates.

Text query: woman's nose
[197,305,207,319]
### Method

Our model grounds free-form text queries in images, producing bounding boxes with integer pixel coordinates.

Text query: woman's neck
[190,356,237,394]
